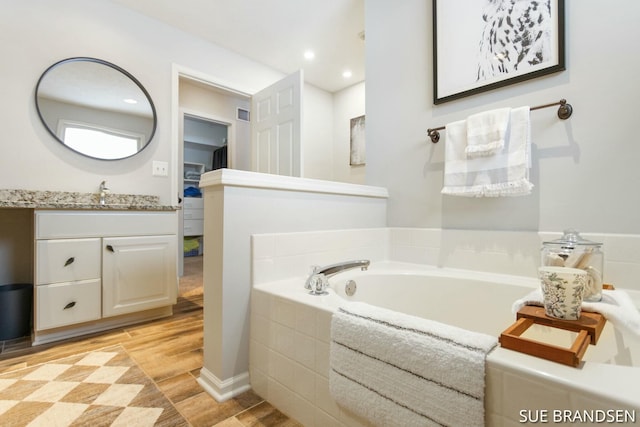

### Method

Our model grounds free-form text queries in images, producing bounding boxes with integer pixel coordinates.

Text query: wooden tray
[499,305,607,367]
[516,305,607,344]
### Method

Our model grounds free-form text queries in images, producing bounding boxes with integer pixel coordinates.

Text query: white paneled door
[251,70,303,176]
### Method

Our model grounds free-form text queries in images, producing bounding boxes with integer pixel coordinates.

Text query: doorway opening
[180,113,231,290]
[176,71,251,280]
[173,66,303,280]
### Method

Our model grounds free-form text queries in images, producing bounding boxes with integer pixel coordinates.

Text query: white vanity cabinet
[102,235,176,317]
[35,238,102,330]
[34,210,177,344]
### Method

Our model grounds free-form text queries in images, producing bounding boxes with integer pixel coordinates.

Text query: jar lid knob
[543,229,603,247]
[562,229,581,243]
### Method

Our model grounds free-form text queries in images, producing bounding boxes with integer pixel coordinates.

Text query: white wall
[302,83,335,180]
[198,169,388,400]
[179,79,251,171]
[333,82,366,184]
[0,0,363,205]
[0,0,283,205]
[365,0,640,234]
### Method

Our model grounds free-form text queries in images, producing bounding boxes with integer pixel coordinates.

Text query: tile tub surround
[253,228,640,292]
[0,189,179,210]
[250,282,639,427]
[249,228,640,426]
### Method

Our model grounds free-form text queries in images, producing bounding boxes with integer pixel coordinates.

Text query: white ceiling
[112,0,365,93]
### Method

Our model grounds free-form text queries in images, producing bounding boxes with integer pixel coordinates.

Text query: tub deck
[250,262,640,426]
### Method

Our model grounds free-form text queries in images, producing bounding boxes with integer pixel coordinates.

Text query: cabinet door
[102,235,177,317]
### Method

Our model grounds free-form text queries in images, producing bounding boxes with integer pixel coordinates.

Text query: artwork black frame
[433,0,565,104]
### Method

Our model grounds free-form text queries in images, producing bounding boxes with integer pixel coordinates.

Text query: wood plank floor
[0,256,301,426]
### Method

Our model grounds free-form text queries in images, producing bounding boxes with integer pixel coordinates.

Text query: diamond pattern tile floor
[0,345,184,426]
[0,256,302,426]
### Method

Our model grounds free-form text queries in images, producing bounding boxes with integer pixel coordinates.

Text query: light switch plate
[152,160,168,176]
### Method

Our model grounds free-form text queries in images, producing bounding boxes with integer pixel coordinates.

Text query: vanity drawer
[183,208,204,220]
[183,219,203,236]
[36,279,102,330]
[183,198,203,209]
[35,211,177,239]
[36,238,101,285]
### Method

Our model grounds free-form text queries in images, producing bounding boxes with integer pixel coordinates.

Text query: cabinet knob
[64,301,76,310]
[64,257,75,266]
[106,245,115,253]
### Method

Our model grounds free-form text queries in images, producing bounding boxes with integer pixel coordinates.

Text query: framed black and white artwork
[432,0,565,104]
[350,115,366,166]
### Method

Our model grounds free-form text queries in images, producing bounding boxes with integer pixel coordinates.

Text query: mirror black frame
[35,57,157,160]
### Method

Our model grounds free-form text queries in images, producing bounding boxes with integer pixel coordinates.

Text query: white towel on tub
[329,302,497,427]
[441,106,533,197]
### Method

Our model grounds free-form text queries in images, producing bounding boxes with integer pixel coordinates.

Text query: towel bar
[427,99,573,144]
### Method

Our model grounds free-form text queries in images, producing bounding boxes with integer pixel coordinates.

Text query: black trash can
[0,283,33,340]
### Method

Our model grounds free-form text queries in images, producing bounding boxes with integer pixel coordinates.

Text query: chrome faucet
[305,259,370,295]
[99,180,110,205]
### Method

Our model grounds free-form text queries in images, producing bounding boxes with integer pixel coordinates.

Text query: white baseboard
[197,367,251,402]
[32,306,173,346]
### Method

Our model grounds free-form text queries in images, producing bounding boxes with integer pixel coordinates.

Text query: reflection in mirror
[35,57,157,160]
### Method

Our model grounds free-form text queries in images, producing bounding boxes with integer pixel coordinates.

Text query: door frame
[171,64,253,205]
[178,109,233,275]
[172,64,253,276]
[181,109,234,172]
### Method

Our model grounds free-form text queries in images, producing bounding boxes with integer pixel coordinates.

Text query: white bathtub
[249,262,640,426]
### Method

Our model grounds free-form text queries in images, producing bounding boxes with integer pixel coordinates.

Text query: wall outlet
[152,160,169,176]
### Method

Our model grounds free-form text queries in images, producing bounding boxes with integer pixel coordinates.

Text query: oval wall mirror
[35,57,157,160]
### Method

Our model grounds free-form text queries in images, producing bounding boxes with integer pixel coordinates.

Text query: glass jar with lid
[541,229,604,302]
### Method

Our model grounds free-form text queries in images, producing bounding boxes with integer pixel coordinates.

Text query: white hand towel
[465,108,511,157]
[512,288,640,338]
[441,106,533,197]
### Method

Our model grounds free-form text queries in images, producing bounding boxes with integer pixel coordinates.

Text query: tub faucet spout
[305,259,370,295]
[314,259,370,277]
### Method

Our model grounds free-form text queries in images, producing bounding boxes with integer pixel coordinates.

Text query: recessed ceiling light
[304,50,315,60]
[123,98,138,104]
[342,70,353,79]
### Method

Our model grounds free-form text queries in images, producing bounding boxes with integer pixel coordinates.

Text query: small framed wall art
[350,115,366,166]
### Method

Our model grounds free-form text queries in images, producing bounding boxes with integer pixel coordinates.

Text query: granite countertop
[0,189,180,211]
